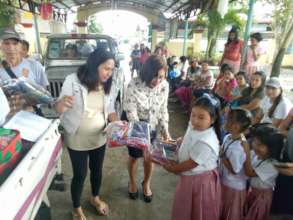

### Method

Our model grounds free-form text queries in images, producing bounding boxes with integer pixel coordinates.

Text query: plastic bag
[149,139,178,165]
[127,121,151,150]
[106,121,151,150]
[105,121,128,147]
[1,79,54,105]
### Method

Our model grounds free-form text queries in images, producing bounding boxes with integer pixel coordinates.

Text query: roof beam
[164,0,181,12]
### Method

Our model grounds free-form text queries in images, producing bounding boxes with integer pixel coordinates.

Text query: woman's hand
[108,112,119,122]
[277,167,293,176]
[54,95,74,114]
[176,137,183,147]
[161,131,171,141]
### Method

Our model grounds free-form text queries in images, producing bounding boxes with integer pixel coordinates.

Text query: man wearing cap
[0,27,48,88]
[260,77,293,127]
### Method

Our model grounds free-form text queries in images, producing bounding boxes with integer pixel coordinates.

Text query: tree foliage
[201,8,245,60]
[88,15,103,34]
[0,2,16,28]
[262,0,293,76]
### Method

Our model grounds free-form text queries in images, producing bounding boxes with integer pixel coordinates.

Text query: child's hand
[163,161,177,173]
[240,133,250,152]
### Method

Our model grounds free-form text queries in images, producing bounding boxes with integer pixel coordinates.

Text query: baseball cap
[0,27,21,41]
[265,77,281,89]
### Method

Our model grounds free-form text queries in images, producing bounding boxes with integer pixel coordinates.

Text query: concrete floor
[48,67,293,220]
[48,102,189,220]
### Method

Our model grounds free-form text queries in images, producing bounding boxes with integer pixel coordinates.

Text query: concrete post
[33,14,42,55]
[241,0,255,68]
[182,19,189,56]
[151,29,158,52]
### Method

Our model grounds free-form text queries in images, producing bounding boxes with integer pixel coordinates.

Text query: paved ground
[48,66,293,220]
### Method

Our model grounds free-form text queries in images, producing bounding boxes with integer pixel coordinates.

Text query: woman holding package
[123,54,171,203]
[54,48,118,220]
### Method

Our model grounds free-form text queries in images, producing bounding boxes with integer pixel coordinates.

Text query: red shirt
[223,40,243,61]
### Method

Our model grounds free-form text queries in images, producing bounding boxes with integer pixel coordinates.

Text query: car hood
[45,65,80,79]
[46,59,86,67]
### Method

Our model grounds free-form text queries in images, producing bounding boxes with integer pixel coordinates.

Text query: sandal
[72,211,86,220]
[90,198,109,216]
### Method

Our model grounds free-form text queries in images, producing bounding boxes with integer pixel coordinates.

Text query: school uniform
[244,151,278,220]
[172,125,221,220]
[220,134,248,220]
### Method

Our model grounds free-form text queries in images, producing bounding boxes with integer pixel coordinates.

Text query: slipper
[90,198,109,216]
[72,211,87,220]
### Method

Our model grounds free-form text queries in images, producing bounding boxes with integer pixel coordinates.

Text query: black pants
[68,145,106,208]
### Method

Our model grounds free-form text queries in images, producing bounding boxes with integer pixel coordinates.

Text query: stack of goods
[0,128,22,175]
[126,121,150,150]
[106,121,151,150]
[0,79,54,116]
[105,121,128,147]
[149,140,178,165]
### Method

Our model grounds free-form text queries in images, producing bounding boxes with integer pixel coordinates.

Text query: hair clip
[202,93,220,108]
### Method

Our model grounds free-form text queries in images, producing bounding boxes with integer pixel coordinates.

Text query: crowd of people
[1,25,293,220]
[127,27,293,220]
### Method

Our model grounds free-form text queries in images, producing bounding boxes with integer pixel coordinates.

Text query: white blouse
[261,96,292,124]
[178,125,220,176]
[124,77,169,135]
[220,134,248,190]
[250,151,279,189]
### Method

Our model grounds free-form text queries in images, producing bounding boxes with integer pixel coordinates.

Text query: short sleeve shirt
[261,96,293,123]
[239,87,264,105]
[0,58,49,88]
[178,126,219,176]
[219,134,248,190]
[250,151,278,189]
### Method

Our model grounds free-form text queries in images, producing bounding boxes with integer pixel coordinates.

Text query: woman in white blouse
[260,77,292,127]
[55,48,118,219]
[123,55,171,203]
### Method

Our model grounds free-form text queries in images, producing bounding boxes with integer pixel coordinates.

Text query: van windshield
[47,38,111,60]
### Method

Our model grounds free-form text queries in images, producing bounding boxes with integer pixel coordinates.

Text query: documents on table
[4,111,52,142]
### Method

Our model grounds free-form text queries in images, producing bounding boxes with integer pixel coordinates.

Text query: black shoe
[141,181,153,203]
[128,183,138,200]
[128,191,139,200]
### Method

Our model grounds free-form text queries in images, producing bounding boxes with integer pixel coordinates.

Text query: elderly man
[0,27,48,88]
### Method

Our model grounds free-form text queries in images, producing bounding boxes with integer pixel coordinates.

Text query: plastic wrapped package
[149,140,178,165]
[127,121,151,150]
[105,121,128,147]
[106,121,151,150]
[0,79,55,106]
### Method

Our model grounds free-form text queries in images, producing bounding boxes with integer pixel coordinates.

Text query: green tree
[88,15,103,34]
[0,2,16,28]
[205,9,244,60]
[266,0,293,77]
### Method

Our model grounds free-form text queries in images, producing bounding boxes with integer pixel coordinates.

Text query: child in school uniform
[220,108,252,220]
[163,94,222,220]
[241,124,285,220]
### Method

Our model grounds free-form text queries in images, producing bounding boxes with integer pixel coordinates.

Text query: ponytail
[268,90,283,118]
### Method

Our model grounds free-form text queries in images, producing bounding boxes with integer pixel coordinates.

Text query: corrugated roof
[50,0,217,18]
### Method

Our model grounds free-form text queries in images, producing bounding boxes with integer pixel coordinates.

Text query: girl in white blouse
[261,77,292,127]
[241,124,285,220]
[163,94,221,220]
[220,108,252,220]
